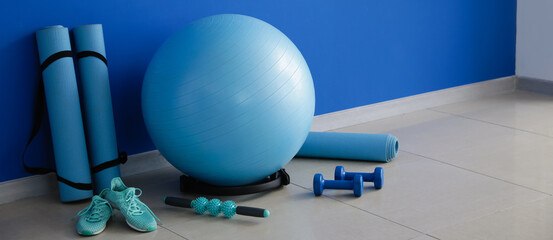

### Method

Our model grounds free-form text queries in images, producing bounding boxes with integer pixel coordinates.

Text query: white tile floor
[2,90,553,240]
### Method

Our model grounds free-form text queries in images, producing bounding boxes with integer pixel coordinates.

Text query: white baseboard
[310,76,516,131]
[0,150,169,204]
[0,174,58,205]
[1,76,516,204]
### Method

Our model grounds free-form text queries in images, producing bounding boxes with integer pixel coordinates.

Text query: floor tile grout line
[425,234,440,240]
[292,156,551,239]
[159,225,191,240]
[289,182,428,236]
[408,234,441,240]
[446,194,550,227]
[416,195,552,239]
[429,108,553,139]
[293,168,549,240]
[399,149,553,197]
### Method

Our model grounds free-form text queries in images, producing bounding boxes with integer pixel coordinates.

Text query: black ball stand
[180,169,290,196]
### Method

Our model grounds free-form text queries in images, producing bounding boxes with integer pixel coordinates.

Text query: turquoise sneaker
[75,195,113,236]
[103,177,161,232]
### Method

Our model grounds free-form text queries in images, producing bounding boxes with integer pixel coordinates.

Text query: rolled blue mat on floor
[296,132,399,162]
[73,24,122,193]
[36,25,93,202]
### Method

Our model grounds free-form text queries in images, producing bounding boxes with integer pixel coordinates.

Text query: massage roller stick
[164,196,270,218]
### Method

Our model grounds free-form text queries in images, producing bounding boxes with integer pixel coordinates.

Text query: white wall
[516,0,553,80]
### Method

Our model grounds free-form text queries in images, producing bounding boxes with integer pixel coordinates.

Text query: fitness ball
[142,14,315,186]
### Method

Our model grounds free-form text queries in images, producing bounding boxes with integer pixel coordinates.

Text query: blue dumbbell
[334,166,383,189]
[313,173,363,197]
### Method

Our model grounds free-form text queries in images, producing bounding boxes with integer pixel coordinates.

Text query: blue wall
[0,0,516,182]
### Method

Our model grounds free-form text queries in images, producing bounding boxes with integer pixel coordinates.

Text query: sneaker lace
[125,188,162,224]
[75,198,111,222]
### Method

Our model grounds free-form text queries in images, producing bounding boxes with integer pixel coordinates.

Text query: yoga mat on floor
[73,24,122,193]
[35,25,93,202]
[296,132,399,162]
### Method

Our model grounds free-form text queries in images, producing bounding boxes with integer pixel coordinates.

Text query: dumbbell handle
[164,196,269,218]
[323,179,355,189]
[335,166,383,189]
[314,173,363,197]
[343,172,376,181]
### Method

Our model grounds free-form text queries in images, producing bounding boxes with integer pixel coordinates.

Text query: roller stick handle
[164,196,192,208]
[236,206,270,218]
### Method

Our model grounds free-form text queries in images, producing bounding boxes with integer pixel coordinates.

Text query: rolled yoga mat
[36,25,93,202]
[73,24,122,193]
[296,132,399,162]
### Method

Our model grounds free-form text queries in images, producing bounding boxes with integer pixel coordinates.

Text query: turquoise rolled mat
[73,24,121,193]
[296,132,399,162]
[35,25,93,202]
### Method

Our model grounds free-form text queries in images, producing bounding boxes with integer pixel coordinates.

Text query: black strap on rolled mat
[76,50,108,66]
[76,49,127,175]
[180,169,290,196]
[91,152,128,174]
[39,50,73,71]
[21,50,123,191]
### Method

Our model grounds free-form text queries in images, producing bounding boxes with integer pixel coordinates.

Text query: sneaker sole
[126,219,156,232]
[78,224,107,236]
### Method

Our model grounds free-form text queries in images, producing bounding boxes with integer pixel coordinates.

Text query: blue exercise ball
[142,14,315,186]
